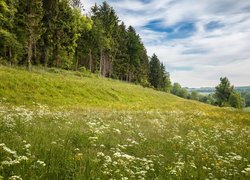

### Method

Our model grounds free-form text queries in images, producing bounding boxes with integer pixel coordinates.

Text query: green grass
[0,65,222,111]
[0,65,250,179]
[244,107,250,112]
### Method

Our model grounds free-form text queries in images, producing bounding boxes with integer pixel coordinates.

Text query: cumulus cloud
[82,0,250,87]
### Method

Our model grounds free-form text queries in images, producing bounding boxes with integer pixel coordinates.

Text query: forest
[0,0,171,91]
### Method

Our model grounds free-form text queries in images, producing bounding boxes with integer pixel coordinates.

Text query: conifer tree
[0,0,22,64]
[149,54,161,88]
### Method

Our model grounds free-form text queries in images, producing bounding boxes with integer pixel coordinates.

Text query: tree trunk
[99,48,103,76]
[103,54,106,77]
[9,47,12,65]
[88,49,92,72]
[55,44,60,67]
[128,72,132,83]
[42,36,48,69]
[42,45,48,69]
[27,34,33,71]
[108,57,113,78]
[34,42,39,65]
[54,31,60,67]
[75,48,78,71]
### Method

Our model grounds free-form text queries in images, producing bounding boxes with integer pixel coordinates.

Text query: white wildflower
[8,175,22,180]
[37,160,46,167]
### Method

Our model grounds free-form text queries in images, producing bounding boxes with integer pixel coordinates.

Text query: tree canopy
[0,0,171,91]
[215,77,244,108]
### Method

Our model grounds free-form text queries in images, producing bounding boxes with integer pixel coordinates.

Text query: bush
[48,68,61,74]
[78,66,87,72]
[229,92,244,108]
[78,66,92,78]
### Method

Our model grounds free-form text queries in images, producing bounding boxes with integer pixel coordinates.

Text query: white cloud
[82,0,250,87]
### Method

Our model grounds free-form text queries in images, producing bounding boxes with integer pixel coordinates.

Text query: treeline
[171,82,216,104]
[0,0,171,91]
[171,77,245,109]
[241,92,250,107]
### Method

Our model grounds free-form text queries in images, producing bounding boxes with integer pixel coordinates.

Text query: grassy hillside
[0,66,215,111]
[0,66,249,179]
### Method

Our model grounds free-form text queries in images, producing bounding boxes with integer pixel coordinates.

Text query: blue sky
[83,0,250,87]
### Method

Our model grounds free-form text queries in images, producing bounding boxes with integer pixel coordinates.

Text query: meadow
[244,107,250,112]
[0,66,249,179]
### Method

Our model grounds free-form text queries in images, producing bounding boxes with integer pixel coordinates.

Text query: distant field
[244,107,250,112]
[0,66,250,179]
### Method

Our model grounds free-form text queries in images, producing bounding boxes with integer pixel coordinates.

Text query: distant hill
[188,86,250,94]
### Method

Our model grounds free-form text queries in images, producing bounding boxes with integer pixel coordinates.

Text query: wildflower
[97,152,105,157]
[17,156,29,161]
[88,136,98,141]
[100,144,105,148]
[241,170,246,174]
[3,146,16,155]
[121,177,128,180]
[37,160,46,167]
[0,143,5,147]
[51,141,57,145]
[75,153,83,161]
[233,155,242,161]
[8,175,23,180]
[113,152,121,158]
[104,155,112,163]
[113,128,121,134]
[24,144,31,149]
[245,167,250,172]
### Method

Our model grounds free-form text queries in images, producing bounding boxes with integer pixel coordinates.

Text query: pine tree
[90,2,119,77]
[113,22,129,80]
[0,0,22,64]
[149,54,161,88]
[26,0,43,70]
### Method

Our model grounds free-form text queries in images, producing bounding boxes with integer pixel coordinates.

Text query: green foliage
[215,77,234,106]
[244,107,250,112]
[241,92,250,107]
[149,54,161,88]
[229,92,244,108]
[0,0,22,64]
[199,94,216,105]
[149,54,171,91]
[170,83,189,98]
[215,77,244,108]
[0,0,171,91]
[0,29,22,64]
[190,91,199,100]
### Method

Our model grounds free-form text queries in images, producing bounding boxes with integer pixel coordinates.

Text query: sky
[82,0,250,88]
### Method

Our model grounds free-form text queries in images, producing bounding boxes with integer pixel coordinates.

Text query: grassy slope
[0,66,240,111]
[0,65,250,179]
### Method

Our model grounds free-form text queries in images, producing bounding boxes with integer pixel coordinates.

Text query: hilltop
[188,86,250,93]
[0,66,249,179]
